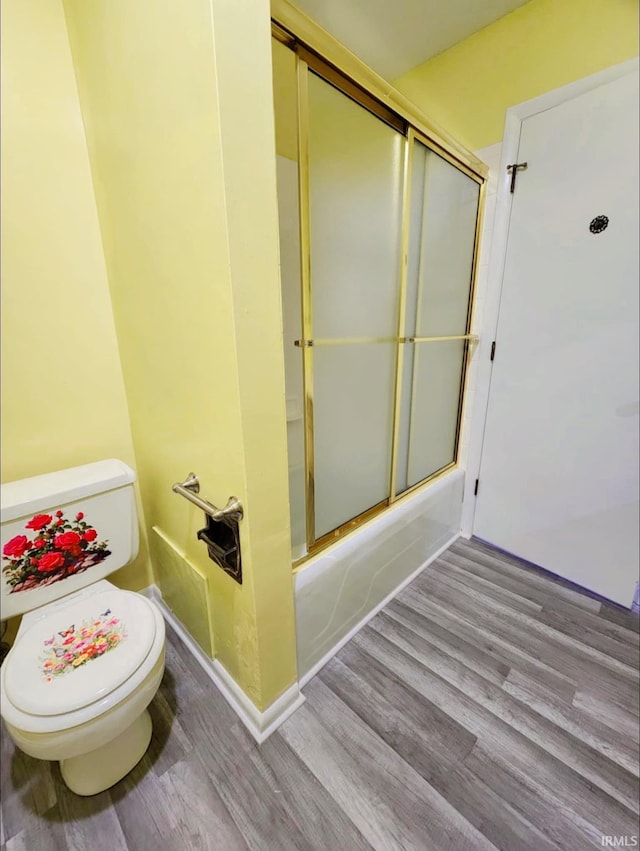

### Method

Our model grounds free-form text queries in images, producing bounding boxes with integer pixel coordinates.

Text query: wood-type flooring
[1,537,638,850]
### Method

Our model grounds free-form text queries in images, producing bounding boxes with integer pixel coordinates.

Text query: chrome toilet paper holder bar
[172,474,243,523]
[172,474,243,583]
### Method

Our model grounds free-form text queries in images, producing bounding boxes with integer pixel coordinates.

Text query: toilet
[0,459,165,796]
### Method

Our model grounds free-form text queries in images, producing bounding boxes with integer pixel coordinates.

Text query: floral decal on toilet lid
[39,609,126,682]
[2,510,111,594]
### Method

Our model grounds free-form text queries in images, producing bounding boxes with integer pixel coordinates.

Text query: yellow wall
[63,0,297,710]
[0,0,151,594]
[394,0,639,151]
[273,38,299,160]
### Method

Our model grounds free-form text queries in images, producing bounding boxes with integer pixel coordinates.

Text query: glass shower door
[395,137,481,494]
[306,72,404,541]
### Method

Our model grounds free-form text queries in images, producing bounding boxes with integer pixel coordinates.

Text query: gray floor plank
[599,600,640,631]
[4,816,67,851]
[0,728,57,843]
[440,547,603,617]
[380,601,511,685]
[352,624,639,828]
[434,552,545,615]
[388,593,579,704]
[156,757,250,851]
[540,598,640,647]
[282,677,497,851]
[226,720,373,851]
[537,606,640,667]
[451,539,604,612]
[179,695,317,851]
[54,774,129,851]
[319,654,559,851]
[573,688,640,744]
[407,576,640,710]
[145,679,194,778]
[464,744,610,849]
[416,568,639,681]
[319,647,477,771]
[502,669,639,775]
[109,752,184,850]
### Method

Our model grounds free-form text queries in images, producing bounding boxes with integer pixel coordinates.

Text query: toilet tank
[1,460,139,620]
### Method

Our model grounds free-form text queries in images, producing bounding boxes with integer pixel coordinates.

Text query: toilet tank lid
[1,460,136,523]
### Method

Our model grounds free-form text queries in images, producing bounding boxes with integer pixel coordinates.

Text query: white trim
[506,57,638,123]
[298,531,460,688]
[462,57,639,539]
[141,585,305,743]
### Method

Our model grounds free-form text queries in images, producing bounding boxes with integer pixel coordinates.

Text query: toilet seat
[5,588,156,716]
[0,583,165,734]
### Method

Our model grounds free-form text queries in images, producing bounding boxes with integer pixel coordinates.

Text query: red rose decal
[3,510,111,593]
[54,531,81,551]
[26,514,52,531]
[3,535,29,558]
[38,552,65,572]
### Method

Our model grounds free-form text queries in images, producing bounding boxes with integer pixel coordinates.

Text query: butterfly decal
[58,626,75,638]
[44,636,54,646]
[54,648,66,658]
[100,609,111,618]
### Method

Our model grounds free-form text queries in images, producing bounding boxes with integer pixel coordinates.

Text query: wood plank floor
[1,537,638,850]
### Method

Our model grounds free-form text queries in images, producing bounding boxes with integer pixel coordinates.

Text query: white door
[474,68,639,607]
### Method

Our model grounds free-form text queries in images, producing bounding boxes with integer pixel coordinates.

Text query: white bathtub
[294,469,464,684]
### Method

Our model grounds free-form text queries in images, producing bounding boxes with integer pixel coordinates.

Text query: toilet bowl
[1,461,166,795]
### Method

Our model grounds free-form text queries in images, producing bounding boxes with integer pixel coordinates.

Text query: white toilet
[0,459,165,796]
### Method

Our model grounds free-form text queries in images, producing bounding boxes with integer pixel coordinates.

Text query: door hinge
[506,161,528,193]
[474,479,479,496]
[490,341,496,361]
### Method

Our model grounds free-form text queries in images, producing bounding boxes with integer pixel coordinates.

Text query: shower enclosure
[272,26,485,562]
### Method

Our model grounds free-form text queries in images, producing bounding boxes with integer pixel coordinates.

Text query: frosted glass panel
[394,340,415,495]
[402,340,466,491]
[406,141,479,338]
[308,73,404,339]
[314,343,396,538]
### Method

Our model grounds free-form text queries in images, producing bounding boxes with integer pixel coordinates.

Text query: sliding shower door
[272,34,484,559]
[305,72,404,541]
[395,136,481,494]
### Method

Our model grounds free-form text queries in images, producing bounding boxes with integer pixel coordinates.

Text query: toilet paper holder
[172,473,243,583]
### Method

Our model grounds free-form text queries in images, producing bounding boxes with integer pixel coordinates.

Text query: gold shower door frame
[272,10,487,563]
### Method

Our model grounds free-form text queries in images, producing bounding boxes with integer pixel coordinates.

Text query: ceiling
[290,0,530,80]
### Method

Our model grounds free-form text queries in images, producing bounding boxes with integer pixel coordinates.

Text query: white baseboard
[298,531,460,688]
[140,585,305,744]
